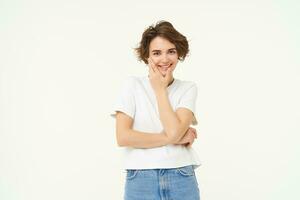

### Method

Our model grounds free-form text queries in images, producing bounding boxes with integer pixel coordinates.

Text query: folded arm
[115,111,196,148]
[154,89,195,143]
[115,111,172,148]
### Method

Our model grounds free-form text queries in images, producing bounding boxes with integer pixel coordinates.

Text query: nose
[161,54,170,63]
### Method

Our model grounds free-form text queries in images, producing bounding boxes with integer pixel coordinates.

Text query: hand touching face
[148,57,174,91]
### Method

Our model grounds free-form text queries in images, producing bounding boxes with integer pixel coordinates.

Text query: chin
[160,72,167,77]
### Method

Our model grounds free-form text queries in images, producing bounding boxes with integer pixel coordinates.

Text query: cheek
[172,59,178,67]
[171,55,179,62]
[169,55,178,62]
[150,58,160,65]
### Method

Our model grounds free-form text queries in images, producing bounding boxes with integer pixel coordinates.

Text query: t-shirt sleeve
[176,83,198,125]
[110,77,136,119]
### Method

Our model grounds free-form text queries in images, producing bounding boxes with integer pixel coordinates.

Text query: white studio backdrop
[1,0,299,199]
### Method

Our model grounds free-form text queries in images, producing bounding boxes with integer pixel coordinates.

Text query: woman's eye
[169,51,176,54]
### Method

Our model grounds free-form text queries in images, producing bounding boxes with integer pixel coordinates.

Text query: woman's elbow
[117,139,125,147]
[116,135,126,147]
[116,130,129,147]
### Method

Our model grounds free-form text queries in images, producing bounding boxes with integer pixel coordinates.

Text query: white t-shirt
[111,76,201,170]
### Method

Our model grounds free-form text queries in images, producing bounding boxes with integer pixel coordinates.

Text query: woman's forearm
[154,89,187,142]
[118,129,172,149]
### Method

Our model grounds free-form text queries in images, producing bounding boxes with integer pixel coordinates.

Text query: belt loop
[159,169,165,176]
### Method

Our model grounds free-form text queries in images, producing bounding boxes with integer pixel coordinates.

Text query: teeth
[159,64,171,68]
[157,64,172,72]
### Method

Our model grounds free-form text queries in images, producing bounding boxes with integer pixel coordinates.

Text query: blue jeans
[124,165,200,200]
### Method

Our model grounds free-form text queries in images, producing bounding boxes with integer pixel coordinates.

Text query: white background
[1,0,299,199]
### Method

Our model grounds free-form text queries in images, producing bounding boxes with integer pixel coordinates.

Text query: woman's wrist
[154,87,167,97]
[162,132,179,145]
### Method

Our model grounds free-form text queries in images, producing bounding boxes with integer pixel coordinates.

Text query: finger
[147,59,156,78]
[193,129,197,138]
[147,58,155,72]
[193,131,197,139]
[165,67,172,80]
[190,128,195,133]
[167,67,173,78]
[189,127,196,132]
[153,65,159,74]
[148,58,158,73]
[190,139,195,147]
[189,128,196,135]
[191,128,197,138]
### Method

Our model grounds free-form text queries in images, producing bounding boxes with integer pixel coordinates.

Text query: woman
[111,20,201,200]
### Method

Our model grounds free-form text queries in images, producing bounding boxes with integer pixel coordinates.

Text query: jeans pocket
[176,165,195,177]
[126,169,139,180]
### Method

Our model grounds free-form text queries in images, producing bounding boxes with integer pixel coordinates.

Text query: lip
[158,64,172,70]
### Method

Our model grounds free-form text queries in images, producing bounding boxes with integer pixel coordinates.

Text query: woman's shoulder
[175,78,198,89]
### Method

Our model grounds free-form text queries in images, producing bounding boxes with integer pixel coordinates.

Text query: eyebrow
[151,48,177,52]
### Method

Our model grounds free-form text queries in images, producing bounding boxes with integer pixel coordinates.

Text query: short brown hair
[134,20,189,64]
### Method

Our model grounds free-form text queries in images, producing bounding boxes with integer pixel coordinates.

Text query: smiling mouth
[158,64,172,70]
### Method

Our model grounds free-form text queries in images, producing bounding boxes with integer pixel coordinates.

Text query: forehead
[149,36,176,50]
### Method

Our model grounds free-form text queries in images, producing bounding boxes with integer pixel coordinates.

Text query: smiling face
[148,36,179,77]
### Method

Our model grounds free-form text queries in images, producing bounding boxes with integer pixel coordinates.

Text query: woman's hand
[174,127,198,148]
[147,58,173,92]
